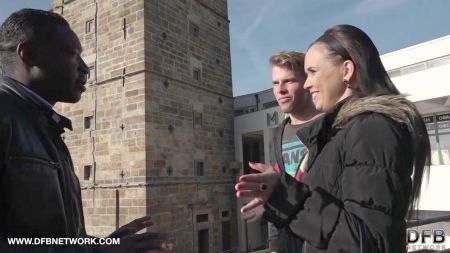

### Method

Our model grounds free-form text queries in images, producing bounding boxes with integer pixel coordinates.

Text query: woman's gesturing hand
[235,162,281,215]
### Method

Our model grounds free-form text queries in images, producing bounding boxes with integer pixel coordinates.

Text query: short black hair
[0,9,69,68]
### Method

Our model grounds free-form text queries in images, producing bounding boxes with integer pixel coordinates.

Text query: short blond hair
[269,51,305,75]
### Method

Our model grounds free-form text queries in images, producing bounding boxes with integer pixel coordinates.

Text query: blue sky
[2,1,450,96]
[229,0,450,96]
[0,1,50,21]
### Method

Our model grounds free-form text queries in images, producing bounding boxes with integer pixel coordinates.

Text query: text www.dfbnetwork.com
[7,237,120,246]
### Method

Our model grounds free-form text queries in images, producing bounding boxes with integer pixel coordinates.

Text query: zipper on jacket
[9,155,62,169]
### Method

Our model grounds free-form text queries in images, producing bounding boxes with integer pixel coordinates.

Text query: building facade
[234,35,450,251]
[51,0,237,252]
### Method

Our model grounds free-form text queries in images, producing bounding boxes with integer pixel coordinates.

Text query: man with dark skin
[0,9,172,253]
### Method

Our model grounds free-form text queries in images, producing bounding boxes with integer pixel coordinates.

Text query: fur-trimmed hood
[333,95,421,134]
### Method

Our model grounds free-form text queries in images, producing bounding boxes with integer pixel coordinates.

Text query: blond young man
[243,51,320,252]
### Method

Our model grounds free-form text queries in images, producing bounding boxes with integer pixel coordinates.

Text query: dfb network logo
[408,229,445,243]
[407,229,447,251]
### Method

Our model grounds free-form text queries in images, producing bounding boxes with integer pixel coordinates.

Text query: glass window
[84,116,94,130]
[234,109,244,116]
[430,134,441,165]
[84,165,92,181]
[189,22,199,38]
[426,123,435,134]
[387,68,401,78]
[438,134,450,165]
[428,55,450,68]
[402,62,426,75]
[193,111,203,129]
[195,161,204,176]
[263,100,278,109]
[87,66,95,81]
[196,214,208,222]
[193,68,201,81]
[85,19,95,34]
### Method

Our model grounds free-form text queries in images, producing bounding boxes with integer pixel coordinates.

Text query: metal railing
[407,215,450,228]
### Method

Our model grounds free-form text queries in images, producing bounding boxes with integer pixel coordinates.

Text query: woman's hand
[235,162,281,215]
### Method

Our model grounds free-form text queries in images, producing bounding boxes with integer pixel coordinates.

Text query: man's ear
[16,42,37,67]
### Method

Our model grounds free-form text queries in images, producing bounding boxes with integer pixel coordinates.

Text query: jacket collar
[333,94,417,134]
[295,97,351,172]
[0,76,73,133]
[296,97,350,149]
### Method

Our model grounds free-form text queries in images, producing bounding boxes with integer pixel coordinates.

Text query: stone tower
[51,0,237,252]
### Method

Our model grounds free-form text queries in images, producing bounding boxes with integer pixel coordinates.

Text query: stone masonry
[51,0,237,252]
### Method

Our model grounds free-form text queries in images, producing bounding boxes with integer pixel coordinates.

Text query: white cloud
[238,0,276,47]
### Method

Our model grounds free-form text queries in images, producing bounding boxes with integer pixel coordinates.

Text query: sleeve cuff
[263,172,310,228]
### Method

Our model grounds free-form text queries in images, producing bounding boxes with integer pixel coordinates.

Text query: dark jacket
[268,117,307,252]
[264,95,419,253]
[0,77,90,252]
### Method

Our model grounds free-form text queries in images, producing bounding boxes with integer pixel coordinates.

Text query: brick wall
[52,0,236,251]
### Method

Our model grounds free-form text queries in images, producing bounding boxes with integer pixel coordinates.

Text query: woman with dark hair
[236,24,430,252]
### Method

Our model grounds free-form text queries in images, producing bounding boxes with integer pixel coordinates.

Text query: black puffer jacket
[0,77,90,252]
[264,95,421,253]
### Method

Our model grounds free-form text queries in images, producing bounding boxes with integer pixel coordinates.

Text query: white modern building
[234,35,450,252]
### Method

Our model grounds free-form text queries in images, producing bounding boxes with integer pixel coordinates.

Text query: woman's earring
[343,79,350,88]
